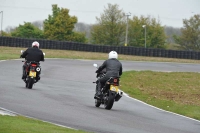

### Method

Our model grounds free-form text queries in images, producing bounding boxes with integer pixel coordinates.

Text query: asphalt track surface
[0,59,200,133]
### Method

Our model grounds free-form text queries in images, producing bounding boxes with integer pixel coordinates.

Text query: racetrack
[0,59,200,133]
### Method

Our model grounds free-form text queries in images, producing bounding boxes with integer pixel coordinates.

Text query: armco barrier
[0,36,200,60]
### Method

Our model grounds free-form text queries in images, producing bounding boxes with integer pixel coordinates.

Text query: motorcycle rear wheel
[104,92,115,110]
[27,78,34,89]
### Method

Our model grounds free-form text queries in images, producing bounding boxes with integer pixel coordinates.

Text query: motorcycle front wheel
[95,99,101,107]
[104,91,115,110]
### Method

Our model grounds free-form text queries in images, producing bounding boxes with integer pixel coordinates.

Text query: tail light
[107,78,119,86]
[30,64,37,72]
[113,78,119,86]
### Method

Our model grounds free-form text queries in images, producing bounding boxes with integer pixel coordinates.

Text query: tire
[95,99,101,107]
[26,82,28,88]
[95,84,101,107]
[27,78,34,89]
[104,91,115,110]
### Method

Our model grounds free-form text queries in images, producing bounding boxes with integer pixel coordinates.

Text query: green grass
[0,46,200,133]
[0,116,88,133]
[120,71,200,120]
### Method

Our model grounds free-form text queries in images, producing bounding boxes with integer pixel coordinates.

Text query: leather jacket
[96,58,122,77]
[21,47,44,62]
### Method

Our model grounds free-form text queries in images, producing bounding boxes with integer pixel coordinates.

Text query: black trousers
[22,63,27,78]
[96,76,109,94]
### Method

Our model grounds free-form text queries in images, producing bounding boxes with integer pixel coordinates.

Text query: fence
[0,36,200,60]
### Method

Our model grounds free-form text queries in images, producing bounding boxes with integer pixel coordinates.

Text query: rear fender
[109,90,117,100]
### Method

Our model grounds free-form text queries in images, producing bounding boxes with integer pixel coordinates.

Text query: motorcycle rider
[95,51,122,99]
[20,41,44,82]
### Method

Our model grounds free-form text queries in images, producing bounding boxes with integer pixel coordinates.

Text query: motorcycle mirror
[93,63,98,68]
[21,50,24,53]
[43,53,45,56]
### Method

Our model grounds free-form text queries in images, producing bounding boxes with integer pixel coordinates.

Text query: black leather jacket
[20,47,44,62]
[96,58,122,77]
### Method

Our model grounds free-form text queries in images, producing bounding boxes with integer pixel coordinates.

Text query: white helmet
[108,51,118,59]
[32,41,40,48]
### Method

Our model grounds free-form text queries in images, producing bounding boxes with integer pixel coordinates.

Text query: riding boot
[22,66,26,79]
[94,81,102,99]
[38,72,41,80]
[35,72,41,83]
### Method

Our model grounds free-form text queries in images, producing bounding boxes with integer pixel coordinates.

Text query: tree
[174,14,200,51]
[32,20,44,30]
[68,32,87,43]
[164,26,181,43]
[90,3,126,46]
[5,26,16,33]
[128,15,166,48]
[43,4,86,43]
[11,22,44,39]
[2,31,11,36]
[74,22,92,41]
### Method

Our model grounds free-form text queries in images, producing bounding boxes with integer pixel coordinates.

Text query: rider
[95,51,123,99]
[20,41,44,81]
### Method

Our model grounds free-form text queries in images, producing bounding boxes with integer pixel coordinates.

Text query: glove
[95,70,99,73]
[96,73,100,78]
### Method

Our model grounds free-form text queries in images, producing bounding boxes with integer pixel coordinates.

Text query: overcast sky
[0,0,200,30]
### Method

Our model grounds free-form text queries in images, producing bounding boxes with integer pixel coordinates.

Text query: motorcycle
[93,63,123,110]
[21,50,44,89]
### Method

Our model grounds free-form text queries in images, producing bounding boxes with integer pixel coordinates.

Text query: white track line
[0,107,77,130]
[123,92,200,123]
[0,109,16,116]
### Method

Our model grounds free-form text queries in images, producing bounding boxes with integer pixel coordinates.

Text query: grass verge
[0,115,88,133]
[120,71,200,120]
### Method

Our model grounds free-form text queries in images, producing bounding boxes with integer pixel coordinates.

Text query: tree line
[1,4,200,51]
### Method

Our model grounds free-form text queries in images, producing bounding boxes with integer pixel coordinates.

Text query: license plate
[29,71,36,77]
[110,85,119,92]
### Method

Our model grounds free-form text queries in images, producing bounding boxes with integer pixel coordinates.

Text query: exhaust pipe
[115,90,123,101]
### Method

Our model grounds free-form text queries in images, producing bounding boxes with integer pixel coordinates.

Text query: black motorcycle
[21,50,43,89]
[93,64,123,110]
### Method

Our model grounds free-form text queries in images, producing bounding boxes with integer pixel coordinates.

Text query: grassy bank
[120,71,200,120]
[0,115,87,133]
[0,46,200,133]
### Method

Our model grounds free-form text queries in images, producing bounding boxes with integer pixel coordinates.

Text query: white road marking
[0,107,77,130]
[123,93,200,123]
[0,108,16,116]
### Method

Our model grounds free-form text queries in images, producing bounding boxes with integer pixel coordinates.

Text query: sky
[0,0,200,30]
